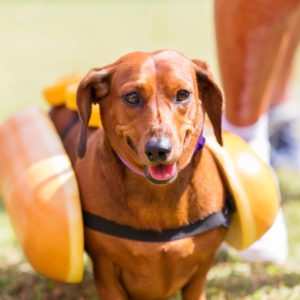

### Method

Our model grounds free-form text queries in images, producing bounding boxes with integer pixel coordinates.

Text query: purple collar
[116,152,145,177]
[116,133,206,177]
[193,133,206,153]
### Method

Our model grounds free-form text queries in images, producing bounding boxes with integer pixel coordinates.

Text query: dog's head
[76,50,224,185]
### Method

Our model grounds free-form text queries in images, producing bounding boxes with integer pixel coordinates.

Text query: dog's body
[50,50,227,300]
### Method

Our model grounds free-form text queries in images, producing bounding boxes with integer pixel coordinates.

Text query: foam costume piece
[0,107,84,282]
[43,71,85,107]
[206,132,280,250]
[65,82,102,128]
[43,72,101,128]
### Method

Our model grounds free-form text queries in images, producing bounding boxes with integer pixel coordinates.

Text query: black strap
[61,115,79,142]
[82,194,233,242]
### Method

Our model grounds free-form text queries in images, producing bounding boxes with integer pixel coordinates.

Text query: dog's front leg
[181,255,215,300]
[93,258,130,300]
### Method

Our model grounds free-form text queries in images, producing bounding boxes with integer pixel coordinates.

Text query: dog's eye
[176,90,190,102]
[125,93,139,104]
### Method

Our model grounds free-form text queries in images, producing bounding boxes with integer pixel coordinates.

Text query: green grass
[206,199,300,300]
[1,0,300,299]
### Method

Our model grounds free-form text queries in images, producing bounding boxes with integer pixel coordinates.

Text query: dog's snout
[144,138,172,163]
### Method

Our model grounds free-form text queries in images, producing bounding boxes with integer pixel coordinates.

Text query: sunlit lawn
[1,0,300,299]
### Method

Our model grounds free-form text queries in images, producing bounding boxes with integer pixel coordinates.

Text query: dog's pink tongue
[149,164,175,181]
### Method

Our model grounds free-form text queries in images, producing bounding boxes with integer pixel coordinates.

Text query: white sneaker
[238,208,288,264]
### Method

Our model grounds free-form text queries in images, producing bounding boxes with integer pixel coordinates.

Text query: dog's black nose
[144,139,172,163]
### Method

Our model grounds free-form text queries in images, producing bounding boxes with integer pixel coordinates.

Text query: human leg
[215,0,300,126]
[268,6,300,169]
[214,0,300,263]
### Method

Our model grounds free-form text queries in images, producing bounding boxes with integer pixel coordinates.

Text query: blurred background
[0,0,220,121]
[1,0,300,299]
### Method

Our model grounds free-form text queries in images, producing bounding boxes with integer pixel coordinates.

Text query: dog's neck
[77,129,225,231]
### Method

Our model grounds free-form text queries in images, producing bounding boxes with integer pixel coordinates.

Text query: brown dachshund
[50,50,227,300]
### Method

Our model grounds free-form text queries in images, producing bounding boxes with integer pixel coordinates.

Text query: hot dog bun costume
[0,107,84,282]
[43,73,281,249]
[43,71,101,128]
[206,133,280,250]
[0,73,279,282]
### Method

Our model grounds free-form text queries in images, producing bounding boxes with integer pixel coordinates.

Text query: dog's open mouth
[149,164,175,181]
[144,163,177,185]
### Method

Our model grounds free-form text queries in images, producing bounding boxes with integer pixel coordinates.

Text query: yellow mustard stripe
[43,71,86,107]
[44,74,102,128]
[65,83,78,111]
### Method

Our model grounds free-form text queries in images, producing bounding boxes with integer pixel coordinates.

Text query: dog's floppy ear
[76,67,112,158]
[191,59,224,146]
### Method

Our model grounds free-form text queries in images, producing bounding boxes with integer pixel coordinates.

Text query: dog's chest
[130,236,195,258]
[85,225,225,299]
